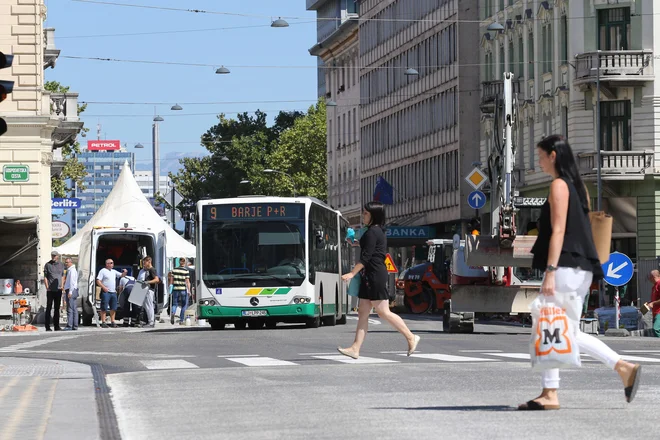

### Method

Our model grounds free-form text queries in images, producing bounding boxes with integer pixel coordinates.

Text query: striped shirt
[171,266,190,291]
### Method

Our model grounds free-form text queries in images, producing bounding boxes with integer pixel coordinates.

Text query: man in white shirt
[96,259,127,328]
[63,257,79,330]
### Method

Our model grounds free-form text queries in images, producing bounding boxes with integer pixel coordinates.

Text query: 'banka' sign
[386,226,432,238]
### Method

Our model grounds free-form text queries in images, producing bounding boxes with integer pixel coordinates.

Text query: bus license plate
[242,310,267,317]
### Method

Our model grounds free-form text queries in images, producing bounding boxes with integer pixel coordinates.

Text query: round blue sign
[602,252,634,287]
[467,190,486,210]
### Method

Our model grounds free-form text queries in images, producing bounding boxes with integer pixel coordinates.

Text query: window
[508,40,514,75]
[600,101,631,151]
[528,33,534,77]
[562,106,568,137]
[485,52,494,81]
[561,15,568,65]
[542,24,553,74]
[529,118,535,170]
[599,7,630,50]
[518,37,524,79]
[499,45,505,79]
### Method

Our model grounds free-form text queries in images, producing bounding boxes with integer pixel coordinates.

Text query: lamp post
[152,115,164,198]
[264,169,297,197]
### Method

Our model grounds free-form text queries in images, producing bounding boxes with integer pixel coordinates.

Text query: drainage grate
[91,364,122,440]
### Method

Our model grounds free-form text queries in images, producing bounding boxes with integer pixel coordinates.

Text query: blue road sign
[602,252,634,287]
[467,190,486,210]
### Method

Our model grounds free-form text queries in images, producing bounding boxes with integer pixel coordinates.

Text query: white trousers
[143,289,155,325]
[541,267,621,389]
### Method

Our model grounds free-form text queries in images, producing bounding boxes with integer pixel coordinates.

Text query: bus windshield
[201,203,306,288]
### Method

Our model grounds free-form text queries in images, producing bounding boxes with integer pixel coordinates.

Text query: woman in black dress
[338,202,420,359]
[519,135,641,410]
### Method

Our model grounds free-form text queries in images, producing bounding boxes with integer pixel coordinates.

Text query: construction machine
[437,72,541,333]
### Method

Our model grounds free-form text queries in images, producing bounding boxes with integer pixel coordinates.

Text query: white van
[77,226,169,326]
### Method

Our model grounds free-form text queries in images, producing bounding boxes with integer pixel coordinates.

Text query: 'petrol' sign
[87,140,121,151]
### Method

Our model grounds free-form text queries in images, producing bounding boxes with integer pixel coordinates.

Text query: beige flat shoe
[337,347,359,359]
[407,334,421,356]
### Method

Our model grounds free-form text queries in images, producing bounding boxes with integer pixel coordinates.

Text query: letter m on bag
[542,328,562,345]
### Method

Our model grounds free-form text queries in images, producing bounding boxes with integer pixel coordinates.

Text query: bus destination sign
[204,203,304,221]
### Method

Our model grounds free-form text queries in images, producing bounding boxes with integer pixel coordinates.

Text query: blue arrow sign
[467,190,486,210]
[602,252,634,287]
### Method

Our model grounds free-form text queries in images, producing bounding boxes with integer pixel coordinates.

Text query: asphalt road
[1,314,660,439]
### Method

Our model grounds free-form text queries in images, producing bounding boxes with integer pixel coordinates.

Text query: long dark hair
[537,135,589,212]
[364,201,386,226]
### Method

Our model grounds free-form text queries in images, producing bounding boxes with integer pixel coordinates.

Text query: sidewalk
[0,357,100,440]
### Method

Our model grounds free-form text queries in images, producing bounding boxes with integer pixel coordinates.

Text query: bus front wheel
[234,321,247,330]
[209,320,225,330]
[306,315,320,328]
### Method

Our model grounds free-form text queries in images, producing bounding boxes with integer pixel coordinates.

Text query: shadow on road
[376,405,514,412]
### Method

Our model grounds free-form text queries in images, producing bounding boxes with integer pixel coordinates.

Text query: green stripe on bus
[259,288,278,295]
[274,288,291,295]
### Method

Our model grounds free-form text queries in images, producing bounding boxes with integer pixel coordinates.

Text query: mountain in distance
[135,151,208,175]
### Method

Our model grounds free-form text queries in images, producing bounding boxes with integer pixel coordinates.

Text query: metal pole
[596,51,602,212]
[171,186,176,227]
[615,286,620,330]
[152,122,159,198]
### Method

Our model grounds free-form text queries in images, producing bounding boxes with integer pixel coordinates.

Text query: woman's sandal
[337,347,359,359]
[625,364,641,403]
[518,400,560,411]
[407,334,421,356]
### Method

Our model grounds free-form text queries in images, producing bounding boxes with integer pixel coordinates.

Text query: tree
[170,109,304,205]
[45,81,88,198]
[268,99,328,200]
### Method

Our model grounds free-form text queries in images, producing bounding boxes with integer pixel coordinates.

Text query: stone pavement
[0,357,100,440]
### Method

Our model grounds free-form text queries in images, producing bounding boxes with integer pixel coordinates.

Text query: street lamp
[240,180,251,184]
[271,17,289,28]
[215,66,231,74]
[264,169,297,197]
[326,100,337,107]
[171,104,183,111]
[404,68,419,76]
[487,22,505,32]
[134,143,144,149]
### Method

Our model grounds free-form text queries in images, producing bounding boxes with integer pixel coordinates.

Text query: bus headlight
[294,298,300,304]
[200,300,217,306]
[293,297,311,304]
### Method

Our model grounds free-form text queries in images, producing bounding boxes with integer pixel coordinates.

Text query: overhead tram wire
[70,0,660,24]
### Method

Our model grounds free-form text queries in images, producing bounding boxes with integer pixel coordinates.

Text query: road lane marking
[299,352,339,356]
[0,376,20,402]
[621,350,660,354]
[0,376,41,440]
[224,357,298,367]
[380,351,419,354]
[36,379,59,439]
[486,353,530,360]
[3,349,195,358]
[403,354,498,362]
[346,316,381,325]
[217,354,260,358]
[620,355,660,363]
[0,334,85,352]
[460,350,503,353]
[312,355,398,364]
[141,360,199,370]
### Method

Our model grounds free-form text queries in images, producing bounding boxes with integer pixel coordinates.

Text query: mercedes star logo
[250,297,259,306]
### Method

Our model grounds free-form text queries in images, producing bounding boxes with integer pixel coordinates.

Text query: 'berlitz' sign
[51,198,82,209]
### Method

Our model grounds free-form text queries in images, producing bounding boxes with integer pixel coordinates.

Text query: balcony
[578,150,655,181]
[480,80,521,113]
[574,51,654,91]
[50,92,84,149]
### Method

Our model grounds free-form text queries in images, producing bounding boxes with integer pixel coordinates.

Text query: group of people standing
[337,135,642,410]
[43,253,192,329]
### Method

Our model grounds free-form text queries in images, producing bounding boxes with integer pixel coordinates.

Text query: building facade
[134,170,170,200]
[479,0,659,303]
[307,0,362,227]
[358,0,481,235]
[0,1,83,296]
[74,150,134,232]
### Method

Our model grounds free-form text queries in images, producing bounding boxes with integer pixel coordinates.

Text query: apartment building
[307,0,362,227]
[359,0,481,236]
[480,0,659,302]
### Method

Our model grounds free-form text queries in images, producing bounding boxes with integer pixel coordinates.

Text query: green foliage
[45,81,88,198]
[171,103,326,207]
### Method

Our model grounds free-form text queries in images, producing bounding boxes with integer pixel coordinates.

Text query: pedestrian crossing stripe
[244,288,292,296]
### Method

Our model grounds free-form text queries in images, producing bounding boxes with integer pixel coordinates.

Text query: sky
[44,0,319,173]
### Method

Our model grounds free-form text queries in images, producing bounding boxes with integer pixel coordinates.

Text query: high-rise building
[307,0,362,227]
[358,0,481,234]
[480,0,659,303]
[74,150,135,232]
[134,170,170,200]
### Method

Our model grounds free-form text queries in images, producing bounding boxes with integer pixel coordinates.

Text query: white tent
[55,161,195,258]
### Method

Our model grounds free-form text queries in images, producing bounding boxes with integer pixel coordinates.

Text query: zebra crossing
[139,350,660,370]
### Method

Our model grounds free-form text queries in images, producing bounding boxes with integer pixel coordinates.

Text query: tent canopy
[55,162,195,258]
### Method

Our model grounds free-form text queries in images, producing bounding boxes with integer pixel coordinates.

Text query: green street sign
[3,164,29,182]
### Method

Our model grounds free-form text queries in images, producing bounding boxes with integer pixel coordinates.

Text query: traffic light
[0,51,15,136]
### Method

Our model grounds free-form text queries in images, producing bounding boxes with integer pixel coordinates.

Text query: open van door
[79,228,102,326]
[156,230,168,314]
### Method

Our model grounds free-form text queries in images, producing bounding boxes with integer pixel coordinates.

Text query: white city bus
[195,196,350,330]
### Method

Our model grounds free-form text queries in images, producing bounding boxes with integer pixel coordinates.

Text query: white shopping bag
[529,293,581,371]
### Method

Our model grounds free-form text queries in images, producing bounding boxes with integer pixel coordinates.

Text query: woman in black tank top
[519,135,641,411]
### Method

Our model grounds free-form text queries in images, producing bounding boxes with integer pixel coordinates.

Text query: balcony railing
[578,150,654,179]
[480,80,521,112]
[575,50,654,83]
